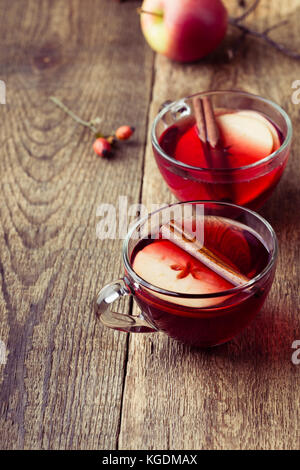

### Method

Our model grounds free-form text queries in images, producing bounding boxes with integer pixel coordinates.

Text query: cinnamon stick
[193,96,221,152]
[192,96,235,202]
[202,96,220,148]
[161,220,249,287]
[192,97,207,142]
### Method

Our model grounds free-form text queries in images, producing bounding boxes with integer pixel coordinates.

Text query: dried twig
[234,0,260,23]
[50,97,102,134]
[262,19,289,35]
[229,0,300,60]
[234,0,261,23]
[229,18,300,60]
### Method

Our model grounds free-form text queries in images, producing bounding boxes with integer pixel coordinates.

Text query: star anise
[170,262,203,280]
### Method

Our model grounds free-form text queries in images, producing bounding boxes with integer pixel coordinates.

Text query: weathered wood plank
[0,0,154,449]
[119,0,300,450]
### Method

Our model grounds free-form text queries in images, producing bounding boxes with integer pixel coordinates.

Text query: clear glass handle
[95,279,157,333]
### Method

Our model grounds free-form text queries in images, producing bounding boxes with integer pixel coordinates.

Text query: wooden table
[0,0,299,450]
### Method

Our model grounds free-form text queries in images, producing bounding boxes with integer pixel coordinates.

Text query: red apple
[140,0,228,63]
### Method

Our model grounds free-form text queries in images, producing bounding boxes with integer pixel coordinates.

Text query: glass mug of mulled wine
[152,91,292,210]
[95,201,277,348]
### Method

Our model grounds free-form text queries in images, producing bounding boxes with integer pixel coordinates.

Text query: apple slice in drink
[234,110,281,152]
[133,240,234,308]
[216,113,274,163]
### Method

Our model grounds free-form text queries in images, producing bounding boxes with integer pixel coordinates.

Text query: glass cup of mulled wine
[151,91,292,210]
[95,201,278,348]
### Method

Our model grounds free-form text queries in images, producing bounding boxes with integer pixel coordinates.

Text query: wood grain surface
[0,0,299,450]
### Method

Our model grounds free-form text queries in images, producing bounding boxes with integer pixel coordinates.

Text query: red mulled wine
[155,108,287,209]
[130,216,272,347]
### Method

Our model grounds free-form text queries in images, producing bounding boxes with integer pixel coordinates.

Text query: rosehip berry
[93,138,111,157]
[115,125,135,141]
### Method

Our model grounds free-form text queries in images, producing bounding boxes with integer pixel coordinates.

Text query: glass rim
[151,90,293,173]
[122,200,278,300]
